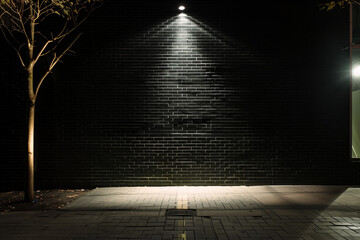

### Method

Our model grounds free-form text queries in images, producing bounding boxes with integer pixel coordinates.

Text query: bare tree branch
[15,7,30,45]
[34,32,82,101]
[33,38,52,64]
[16,43,26,68]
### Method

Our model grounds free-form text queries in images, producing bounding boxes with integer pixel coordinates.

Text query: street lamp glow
[179,5,185,11]
[353,65,360,77]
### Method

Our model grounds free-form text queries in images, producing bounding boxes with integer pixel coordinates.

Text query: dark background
[0,0,358,190]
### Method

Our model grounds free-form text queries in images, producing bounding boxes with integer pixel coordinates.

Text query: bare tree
[0,0,102,202]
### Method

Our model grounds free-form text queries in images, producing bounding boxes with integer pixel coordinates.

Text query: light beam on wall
[86,7,273,184]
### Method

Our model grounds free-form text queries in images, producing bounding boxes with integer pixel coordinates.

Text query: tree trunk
[25,103,35,202]
[25,9,36,202]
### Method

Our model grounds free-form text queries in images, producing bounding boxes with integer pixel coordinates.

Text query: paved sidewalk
[1,186,360,239]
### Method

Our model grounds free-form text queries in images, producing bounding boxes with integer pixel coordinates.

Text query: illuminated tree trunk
[25,15,36,202]
[25,62,35,202]
[25,103,35,202]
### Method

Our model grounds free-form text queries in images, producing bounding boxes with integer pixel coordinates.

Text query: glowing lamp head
[179,5,185,11]
[353,65,360,77]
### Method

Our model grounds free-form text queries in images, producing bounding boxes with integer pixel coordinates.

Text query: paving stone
[1,186,360,239]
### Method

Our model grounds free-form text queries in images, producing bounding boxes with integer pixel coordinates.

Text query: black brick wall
[1,0,359,190]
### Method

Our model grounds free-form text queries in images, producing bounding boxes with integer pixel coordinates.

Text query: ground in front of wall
[0,189,89,213]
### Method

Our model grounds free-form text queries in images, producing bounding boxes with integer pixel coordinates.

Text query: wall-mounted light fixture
[179,5,185,11]
[353,65,360,78]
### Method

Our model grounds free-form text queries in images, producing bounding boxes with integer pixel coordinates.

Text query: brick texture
[0,0,359,190]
